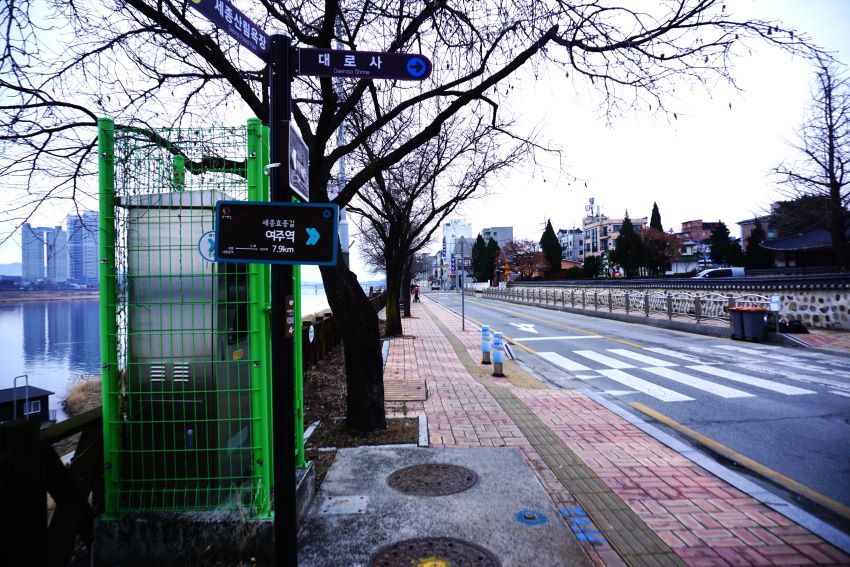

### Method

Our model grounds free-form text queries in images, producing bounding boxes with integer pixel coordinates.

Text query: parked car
[692,267,746,278]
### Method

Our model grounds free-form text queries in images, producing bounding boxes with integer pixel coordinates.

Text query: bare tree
[774,57,850,268]
[1,0,820,431]
[350,111,528,336]
[499,239,545,280]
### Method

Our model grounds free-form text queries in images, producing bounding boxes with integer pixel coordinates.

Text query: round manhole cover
[369,536,501,567]
[386,463,478,496]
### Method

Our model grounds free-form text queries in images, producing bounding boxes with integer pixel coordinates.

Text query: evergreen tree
[610,214,644,277]
[484,238,501,283]
[539,220,563,275]
[583,255,603,278]
[709,222,732,265]
[745,222,775,269]
[471,234,488,282]
[650,202,663,231]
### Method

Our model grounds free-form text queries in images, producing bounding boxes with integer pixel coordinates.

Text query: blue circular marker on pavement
[515,509,548,526]
[407,57,427,77]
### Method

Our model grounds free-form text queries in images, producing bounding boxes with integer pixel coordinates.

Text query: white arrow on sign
[509,323,537,334]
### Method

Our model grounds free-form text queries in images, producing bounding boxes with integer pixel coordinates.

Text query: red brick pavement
[384,299,850,566]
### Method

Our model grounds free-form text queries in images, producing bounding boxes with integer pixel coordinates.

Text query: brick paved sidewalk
[383,298,850,566]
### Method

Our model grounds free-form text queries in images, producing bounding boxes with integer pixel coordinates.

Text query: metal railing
[480,286,769,323]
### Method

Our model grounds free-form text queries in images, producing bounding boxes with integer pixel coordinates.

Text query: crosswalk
[536,345,826,403]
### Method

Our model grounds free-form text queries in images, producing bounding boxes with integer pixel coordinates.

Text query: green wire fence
[98,118,306,518]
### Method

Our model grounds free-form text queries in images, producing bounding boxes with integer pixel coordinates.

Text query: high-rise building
[67,211,99,285]
[22,223,48,281]
[47,226,68,282]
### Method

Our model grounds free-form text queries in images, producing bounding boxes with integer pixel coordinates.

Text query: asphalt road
[427,291,850,518]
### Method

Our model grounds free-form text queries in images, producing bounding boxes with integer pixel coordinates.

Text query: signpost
[215,201,338,265]
[189,4,431,564]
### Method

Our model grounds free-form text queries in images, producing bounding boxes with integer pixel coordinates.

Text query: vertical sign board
[289,123,309,202]
[215,201,339,265]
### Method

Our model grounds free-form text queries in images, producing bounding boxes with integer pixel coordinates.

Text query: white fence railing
[479,286,770,323]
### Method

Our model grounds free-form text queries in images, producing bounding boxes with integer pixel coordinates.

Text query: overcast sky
[3,0,849,284]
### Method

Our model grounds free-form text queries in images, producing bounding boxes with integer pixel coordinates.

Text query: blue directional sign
[215,201,338,265]
[305,227,320,246]
[406,57,427,78]
[298,48,432,81]
[187,0,270,62]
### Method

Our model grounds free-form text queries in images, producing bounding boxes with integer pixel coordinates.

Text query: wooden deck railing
[1,407,103,566]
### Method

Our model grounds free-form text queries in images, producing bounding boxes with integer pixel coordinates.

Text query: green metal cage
[98,118,305,517]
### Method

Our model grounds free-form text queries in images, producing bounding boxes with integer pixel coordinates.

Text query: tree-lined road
[428,292,850,519]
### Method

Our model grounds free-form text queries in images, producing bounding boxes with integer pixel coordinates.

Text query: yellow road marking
[460,296,645,349]
[629,402,850,522]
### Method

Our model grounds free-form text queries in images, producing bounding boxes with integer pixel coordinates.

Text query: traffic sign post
[268,33,297,566]
[188,5,433,563]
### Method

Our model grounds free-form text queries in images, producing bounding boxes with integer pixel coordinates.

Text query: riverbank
[0,289,100,303]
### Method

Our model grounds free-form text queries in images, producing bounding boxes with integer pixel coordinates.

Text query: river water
[0,286,332,421]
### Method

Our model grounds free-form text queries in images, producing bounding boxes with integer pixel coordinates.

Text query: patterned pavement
[382,298,850,566]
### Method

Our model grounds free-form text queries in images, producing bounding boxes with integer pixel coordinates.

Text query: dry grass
[63,375,102,416]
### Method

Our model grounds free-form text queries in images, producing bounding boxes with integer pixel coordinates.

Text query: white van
[692,267,746,278]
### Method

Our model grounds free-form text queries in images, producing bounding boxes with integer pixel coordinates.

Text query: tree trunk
[320,258,386,432]
[384,264,404,337]
[829,183,849,268]
[402,264,412,318]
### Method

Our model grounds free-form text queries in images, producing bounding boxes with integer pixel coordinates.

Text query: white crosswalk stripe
[537,346,836,402]
[538,352,592,372]
[714,344,798,362]
[643,367,754,398]
[574,350,635,369]
[609,349,678,367]
[644,347,708,364]
[597,369,694,402]
[688,365,816,395]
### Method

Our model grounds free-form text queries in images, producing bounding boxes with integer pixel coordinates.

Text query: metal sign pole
[269,33,297,565]
[460,237,465,330]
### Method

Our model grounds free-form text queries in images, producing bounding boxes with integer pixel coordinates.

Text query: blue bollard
[492,331,505,377]
[481,325,491,364]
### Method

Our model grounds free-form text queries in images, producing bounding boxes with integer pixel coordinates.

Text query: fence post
[571,289,576,308]
[594,290,599,311]
[625,292,630,315]
[644,292,650,317]
[608,290,613,312]
[582,289,586,310]
[667,294,673,320]
[695,295,702,323]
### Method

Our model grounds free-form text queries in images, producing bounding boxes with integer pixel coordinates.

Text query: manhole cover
[386,463,478,496]
[369,536,501,567]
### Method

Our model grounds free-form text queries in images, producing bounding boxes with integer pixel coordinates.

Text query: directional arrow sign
[298,48,432,81]
[305,227,320,246]
[215,201,338,265]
